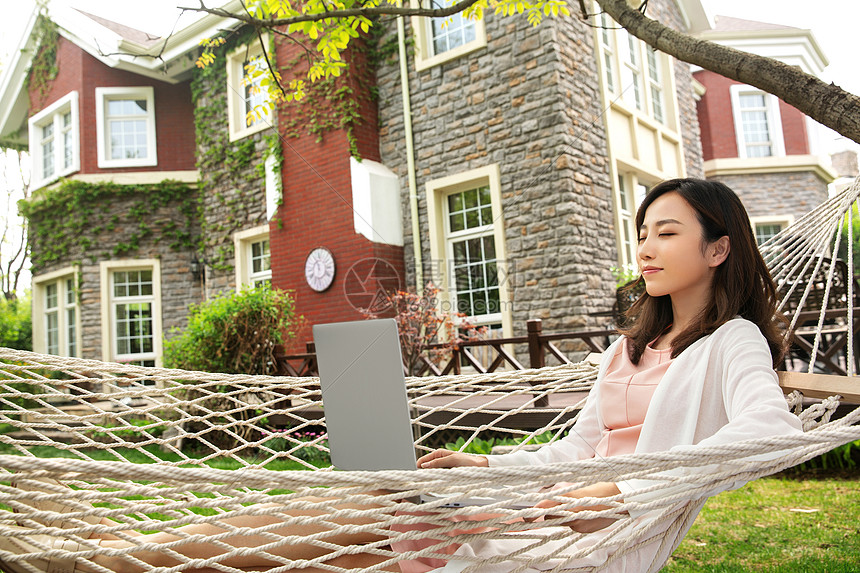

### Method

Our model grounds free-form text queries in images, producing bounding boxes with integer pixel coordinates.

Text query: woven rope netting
[0,178,858,572]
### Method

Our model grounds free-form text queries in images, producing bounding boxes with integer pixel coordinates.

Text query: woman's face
[637,191,727,302]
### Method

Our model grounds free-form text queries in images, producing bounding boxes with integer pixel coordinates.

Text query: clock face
[304,247,336,292]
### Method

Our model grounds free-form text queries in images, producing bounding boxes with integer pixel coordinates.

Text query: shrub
[163,285,300,375]
[0,292,32,350]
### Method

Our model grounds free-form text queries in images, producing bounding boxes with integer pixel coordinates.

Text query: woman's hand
[416,449,489,469]
[532,482,623,533]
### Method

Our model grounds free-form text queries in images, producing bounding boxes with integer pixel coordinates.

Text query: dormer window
[95,86,158,168]
[28,91,80,189]
[226,36,273,141]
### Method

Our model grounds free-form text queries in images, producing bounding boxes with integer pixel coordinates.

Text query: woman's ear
[709,236,730,268]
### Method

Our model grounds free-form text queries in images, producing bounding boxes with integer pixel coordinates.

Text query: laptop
[313,318,532,508]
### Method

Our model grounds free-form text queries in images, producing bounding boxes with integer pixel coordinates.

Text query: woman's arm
[416,449,488,468]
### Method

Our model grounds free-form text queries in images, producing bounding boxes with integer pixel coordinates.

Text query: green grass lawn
[665,471,860,572]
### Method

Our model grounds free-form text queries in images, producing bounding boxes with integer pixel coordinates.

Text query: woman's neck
[653,291,710,349]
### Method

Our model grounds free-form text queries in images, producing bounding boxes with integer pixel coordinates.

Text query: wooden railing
[273,319,616,390]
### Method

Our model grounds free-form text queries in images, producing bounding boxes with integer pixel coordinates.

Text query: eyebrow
[639,218,683,232]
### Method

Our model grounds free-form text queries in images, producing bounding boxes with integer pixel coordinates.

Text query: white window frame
[619,29,644,112]
[749,215,794,246]
[645,45,665,124]
[226,36,273,141]
[597,11,616,95]
[31,267,81,357]
[28,91,80,190]
[614,171,654,268]
[95,86,157,168]
[100,259,163,366]
[233,225,272,290]
[730,84,786,159]
[411,1,487,72]
[425,165,513,338]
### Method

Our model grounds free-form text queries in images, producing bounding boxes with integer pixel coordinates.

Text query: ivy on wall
[26,13,60,108]
[20,180,199,270]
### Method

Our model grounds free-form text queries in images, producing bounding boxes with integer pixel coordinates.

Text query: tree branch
[178,0,483,27]
[595,0,860,144]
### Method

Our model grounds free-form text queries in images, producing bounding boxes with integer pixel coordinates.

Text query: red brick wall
[694,69,810,160]
[694,70,739,160]
[29,37,196,175]
[779,100,810,155]
[269,35,403,345]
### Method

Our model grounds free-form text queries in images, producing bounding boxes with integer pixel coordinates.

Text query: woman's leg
[90,497,401,572]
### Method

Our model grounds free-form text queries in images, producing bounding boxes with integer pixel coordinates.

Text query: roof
[710,15,798,33]
[697,13,829,76]
[74,9,162,49]
[0,0,242,147]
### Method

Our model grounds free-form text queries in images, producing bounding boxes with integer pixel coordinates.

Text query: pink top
[392,343,673,573]
[594,341,673,458]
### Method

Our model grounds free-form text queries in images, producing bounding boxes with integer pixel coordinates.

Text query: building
[694,16,838,245]
[0,0,710,365]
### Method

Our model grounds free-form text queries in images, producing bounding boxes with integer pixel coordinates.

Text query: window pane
[109,119,148,159]
[251,239,271,274]
[46,311,59,355]
[243,57,266,127]
[42,138,55,179]
[755,223,784,245]
[67,308,77,357]
[115,302,153,356]
[448,193,463,212]
[430,12,476,55]
[65,279,75,305]
[108,99,147,116]
[45,283,58,309]
[449,212,465,232]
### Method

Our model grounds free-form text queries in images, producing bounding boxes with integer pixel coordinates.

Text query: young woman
[2,179,803,573]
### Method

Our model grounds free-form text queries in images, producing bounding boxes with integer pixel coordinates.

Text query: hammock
[0,177,858,572]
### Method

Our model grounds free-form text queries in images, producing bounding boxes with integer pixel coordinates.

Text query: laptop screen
[313,319,418,471]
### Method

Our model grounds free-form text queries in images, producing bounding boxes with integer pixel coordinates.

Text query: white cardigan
[489,317,802,470]
[442,318,803,573]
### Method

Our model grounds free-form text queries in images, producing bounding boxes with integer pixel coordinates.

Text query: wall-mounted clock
[304,247,336,292]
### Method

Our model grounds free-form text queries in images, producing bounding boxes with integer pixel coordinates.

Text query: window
[730,85,785,159]
[645,46,664,124]
[430,13,476,55]
[32,268,79,357]
[598,12,616,94]
[614,172,651,267]
[95,87,157,168]
[28,92,80,189]
[100,260,163,366]
[594,7,672,127]
[226,38,272,141]
[425,165,512,336]
[412,2,487,71]
[620,30,644,111]
[750,216,793,246]
[446,186,500,322]
[234,225,272,289]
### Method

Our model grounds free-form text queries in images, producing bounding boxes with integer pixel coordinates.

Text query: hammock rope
[0,176,858,572]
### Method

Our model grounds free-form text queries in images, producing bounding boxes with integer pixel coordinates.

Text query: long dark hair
[620,178,786,366]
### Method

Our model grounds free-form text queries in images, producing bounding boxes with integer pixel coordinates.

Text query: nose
[637,236,653,262]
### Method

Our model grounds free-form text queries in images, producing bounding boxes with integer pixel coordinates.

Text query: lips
[641,266,662,275]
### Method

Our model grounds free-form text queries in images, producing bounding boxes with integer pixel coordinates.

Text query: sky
[0,0,858,291]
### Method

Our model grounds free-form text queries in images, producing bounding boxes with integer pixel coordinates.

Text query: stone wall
[708,171,829,221]
[27,182,201,360]
[376,13,617,334]
[191,30,271,300]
